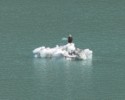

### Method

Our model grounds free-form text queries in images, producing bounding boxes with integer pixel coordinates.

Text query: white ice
[33,43,93,60]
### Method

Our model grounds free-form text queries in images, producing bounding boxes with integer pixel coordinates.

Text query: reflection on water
[33,58,93,100]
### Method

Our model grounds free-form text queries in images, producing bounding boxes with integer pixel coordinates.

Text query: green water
[0,0,125,100]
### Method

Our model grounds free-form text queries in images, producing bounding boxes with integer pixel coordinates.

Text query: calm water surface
[0,0,125,100]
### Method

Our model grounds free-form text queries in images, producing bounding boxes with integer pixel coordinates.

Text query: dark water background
[0,0,125,100]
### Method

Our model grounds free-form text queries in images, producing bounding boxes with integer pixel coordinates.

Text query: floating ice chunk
[33,43,93,60]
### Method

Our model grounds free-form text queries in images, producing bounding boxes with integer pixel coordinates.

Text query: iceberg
[33,43,93,60]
